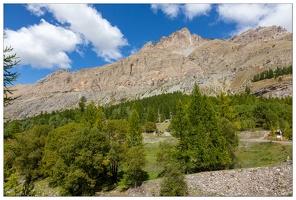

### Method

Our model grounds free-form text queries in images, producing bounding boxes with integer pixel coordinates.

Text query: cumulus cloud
[26,4,46,17]
[151,4,212,20]
[39,4,129,62]
[5,4,129,69]
[4,19,82,69]
[151,4,180,19]
[182,4,212,20]
[216,4,292,36]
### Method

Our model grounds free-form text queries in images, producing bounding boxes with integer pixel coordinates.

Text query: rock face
[4,25,292,120]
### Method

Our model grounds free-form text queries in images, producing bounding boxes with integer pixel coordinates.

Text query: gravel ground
[126,161,292,197]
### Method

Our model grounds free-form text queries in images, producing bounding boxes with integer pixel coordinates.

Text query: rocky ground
[125,161,292,197]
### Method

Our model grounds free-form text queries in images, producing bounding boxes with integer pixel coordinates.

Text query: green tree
[217,92,237,121]
[3,43,20,106]
[144,121,157,133]
[121,110,148,187]
[245,85,251,95]
[52,127,110,196]
[14,125,52,178]
[147,107,157,123]
[126,110,143,147]
[81,101,105,129]
[78,96,87,113]
[171,84,232,173]
[218,118,239,168]
[105,119,128,183]
[159,163,187,196]
[41,123,82,177]
[120,146,148,188]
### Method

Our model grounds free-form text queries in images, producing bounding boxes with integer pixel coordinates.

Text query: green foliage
[105,119,128,183]
[126,110,143,147]
[218,118,239,168]
[145,121,157,133]
[51,127,110,196]
[160,164,187,196]
[3,39,20,106]
[3,81,292,196]
[245,85,251,95]
[41,123,82,177]
[81,101,105,129]
[120,146,148,188]
[156,141,178,174]
[4,172,23,196]
[252,65,292,82]
[14,125,52,178]
[79,96,87,113]
[216,92,237,121]
[21,174,35,196]
[147,107,158,123]
[104,91,188,123]
[120,110,148,187]
[170,84,233,173]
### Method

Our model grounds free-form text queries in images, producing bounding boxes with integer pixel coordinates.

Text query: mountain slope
[4,25,292,120]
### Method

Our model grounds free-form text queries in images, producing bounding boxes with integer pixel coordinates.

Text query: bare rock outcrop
[228,25,291,43]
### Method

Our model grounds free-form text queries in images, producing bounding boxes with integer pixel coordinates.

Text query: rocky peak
[228,25,291,43]
[139,41,154,52]
[140,27,204,54]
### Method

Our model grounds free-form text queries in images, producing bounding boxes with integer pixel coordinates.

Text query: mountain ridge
[4,25,292,120]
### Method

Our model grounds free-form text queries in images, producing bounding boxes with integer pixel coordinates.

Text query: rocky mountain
[4,25,292,120]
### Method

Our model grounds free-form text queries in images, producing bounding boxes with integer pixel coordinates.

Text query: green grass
[234,141,292,168]
[157,122,170,132]
[142,132,178,180]
[144,142,163,180]
[143,131,292,181]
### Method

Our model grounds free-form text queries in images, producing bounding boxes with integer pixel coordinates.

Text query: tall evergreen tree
[171,83,232,173]
[3,40,20,106]
[121,109,148,187]
[126,110,143,147]
[81,101,105,129]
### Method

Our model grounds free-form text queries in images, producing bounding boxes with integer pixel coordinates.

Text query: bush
[145,122,157,133]
[160,164,187,196]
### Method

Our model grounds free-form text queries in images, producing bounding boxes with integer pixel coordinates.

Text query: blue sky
[3,3,293,84]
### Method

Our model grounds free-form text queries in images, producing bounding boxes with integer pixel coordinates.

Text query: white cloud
[151,4,212,20]
[26,4,46,17]
[4,19,82,69]
[216,4,292,36]
[151,4,180,19]
[182,4,212,20]
[5,4,129,69]
[34,4,129,63]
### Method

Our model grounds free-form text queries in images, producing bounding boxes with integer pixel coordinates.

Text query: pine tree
[4,41,20,106]
[171,83,232,172]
